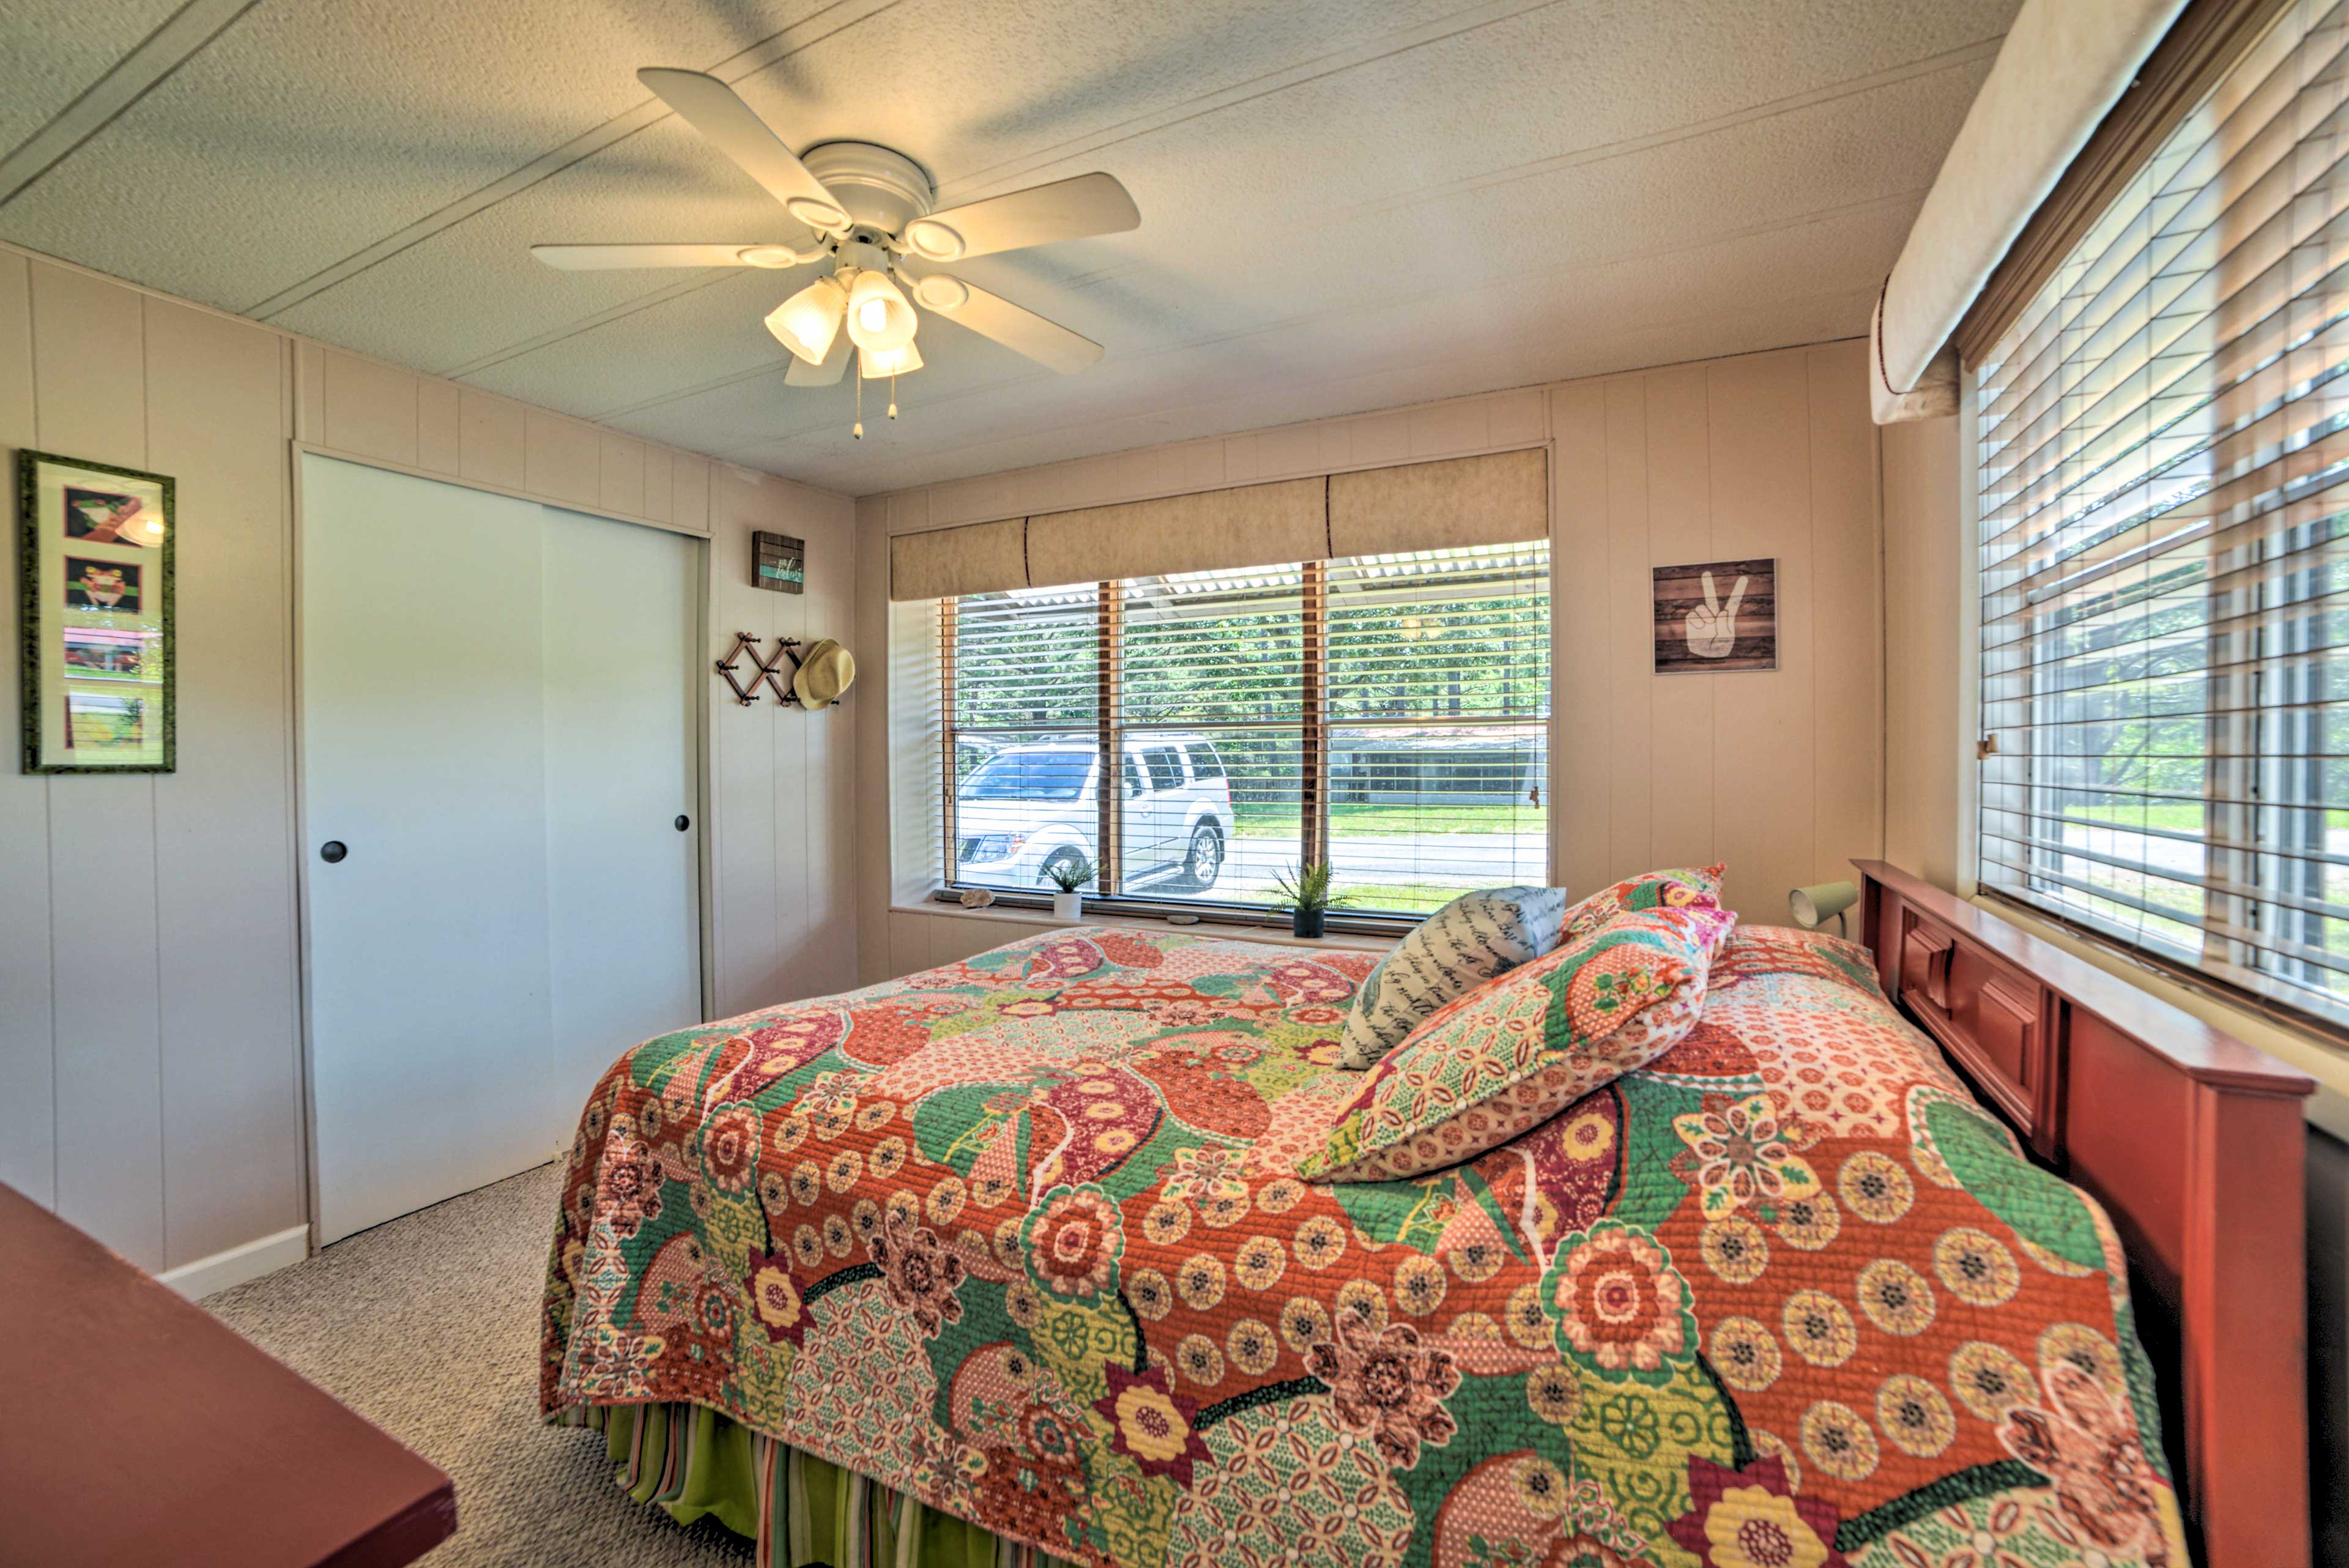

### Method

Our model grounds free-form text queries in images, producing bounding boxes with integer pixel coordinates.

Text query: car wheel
[1039,849,1088,890]
[1181,823,1224,890]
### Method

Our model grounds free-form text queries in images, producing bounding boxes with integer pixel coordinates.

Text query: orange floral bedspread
[541,923,2188,1568]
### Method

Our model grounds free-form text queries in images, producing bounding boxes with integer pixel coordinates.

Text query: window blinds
[943,540,1548,916]
[1976,0,2349,1025]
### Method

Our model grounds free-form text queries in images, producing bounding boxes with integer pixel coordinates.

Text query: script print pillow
[1338,886,1568,1070]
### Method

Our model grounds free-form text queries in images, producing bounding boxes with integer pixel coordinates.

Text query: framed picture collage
[18,450,174,773]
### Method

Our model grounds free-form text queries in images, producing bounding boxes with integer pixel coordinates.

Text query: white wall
[1882,414,1966,890]
[852,340,1885,979]
[0,242,856,1279]
[706,463,858,1020]
[1549,341,1882,921]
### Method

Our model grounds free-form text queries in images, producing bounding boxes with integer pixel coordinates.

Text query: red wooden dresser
[0,1183,455,1567]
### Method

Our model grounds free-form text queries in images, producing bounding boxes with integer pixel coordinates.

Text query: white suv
[956,734,1232,893]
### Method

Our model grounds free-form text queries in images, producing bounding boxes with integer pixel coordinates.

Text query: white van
[955,734,1233,893]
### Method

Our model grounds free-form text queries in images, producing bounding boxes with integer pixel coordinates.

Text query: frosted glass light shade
[844,270,916,352]
[765,278,844,365]
[860,341,923,378]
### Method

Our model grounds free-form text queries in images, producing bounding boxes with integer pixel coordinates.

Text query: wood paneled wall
[854,340,1884,976]
[292,338,715,537]
[0,245,855,1279]
[0,256,300,1274]
[1550,341,1883,922]
[1882,414,1967,891]
[706,464,858,1021]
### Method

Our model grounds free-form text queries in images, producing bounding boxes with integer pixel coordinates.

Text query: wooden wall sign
[754,532,805,593]
[1651,557,1776,674]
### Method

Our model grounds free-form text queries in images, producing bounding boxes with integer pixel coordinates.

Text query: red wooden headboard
[1855,861,2314,1568]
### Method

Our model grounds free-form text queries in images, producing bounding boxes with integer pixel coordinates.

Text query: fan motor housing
[799,142,935,235]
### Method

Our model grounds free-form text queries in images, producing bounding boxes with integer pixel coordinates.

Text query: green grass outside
[2058,803,2349,833]
[1231,801,1542,839]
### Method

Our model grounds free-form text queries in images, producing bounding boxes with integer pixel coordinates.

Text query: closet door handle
[320,841,348,864]
[674,816,691,831]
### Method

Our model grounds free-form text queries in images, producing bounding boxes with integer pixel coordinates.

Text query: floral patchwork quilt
[542,924,2189,1568]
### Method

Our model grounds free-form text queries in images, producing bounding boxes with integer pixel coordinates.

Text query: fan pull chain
[888,374,899,420]
[853,360,864,439]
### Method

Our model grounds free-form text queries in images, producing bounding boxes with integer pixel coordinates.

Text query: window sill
[898,897,1400,955]
[1973,889,2349,1142]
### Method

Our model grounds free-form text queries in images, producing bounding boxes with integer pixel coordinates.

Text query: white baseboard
[158,1222,311,1300]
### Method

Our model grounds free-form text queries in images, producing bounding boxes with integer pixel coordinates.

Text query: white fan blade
[638,68,848,229]
[924,280,1103,374]
[785,333,851,387]
[902,173,1138,261]
[532,244,765,270]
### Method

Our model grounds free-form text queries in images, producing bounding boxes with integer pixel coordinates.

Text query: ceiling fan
[533,69,1141,434]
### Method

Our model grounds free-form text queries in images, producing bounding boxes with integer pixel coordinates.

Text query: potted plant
[1271,860,1348,938]
[1046,853,1095,921]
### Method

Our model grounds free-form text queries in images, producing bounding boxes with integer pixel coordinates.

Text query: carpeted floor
[204,1162,751,1566]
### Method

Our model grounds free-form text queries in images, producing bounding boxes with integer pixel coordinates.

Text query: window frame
[936,544,1551,931]
[1970,0,2349,1042]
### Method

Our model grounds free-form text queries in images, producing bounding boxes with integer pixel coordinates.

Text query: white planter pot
[1052,891,1083,921]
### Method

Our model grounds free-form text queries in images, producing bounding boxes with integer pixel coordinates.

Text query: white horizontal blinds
[936,539,1551,915]
[1119,566,1306,902]
[947,584,1101,891]
[1326,541,1551,914]
[1978,0,2349,1024]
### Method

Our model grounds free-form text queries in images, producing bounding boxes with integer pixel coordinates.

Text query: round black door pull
[320,841,347,864]
[674,815,691,831]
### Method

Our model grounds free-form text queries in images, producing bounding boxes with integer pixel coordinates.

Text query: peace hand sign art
[1652,558,1776,673]
[1685,570,1746,658]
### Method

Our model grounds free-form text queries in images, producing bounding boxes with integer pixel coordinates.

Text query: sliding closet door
[301,458,701,1244]
[541,505,702,1114]
[302,456,558,1243]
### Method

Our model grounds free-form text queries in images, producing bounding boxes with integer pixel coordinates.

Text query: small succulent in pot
[1045,852,1095,921]
[1270,860,1348,938]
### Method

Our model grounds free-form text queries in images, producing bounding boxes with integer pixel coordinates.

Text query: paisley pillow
[1562,863,1726,943]
[1299,903,1737,1183]
[1337,885,1568,1071]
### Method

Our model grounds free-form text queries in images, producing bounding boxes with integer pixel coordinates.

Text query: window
[1975,4,2349,1028]
[943,540,1549,915]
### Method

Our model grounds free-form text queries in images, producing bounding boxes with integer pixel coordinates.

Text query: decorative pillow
[1299,903,1737,1183]
[1337,886,1568,1070]
[1561,863,1726,943]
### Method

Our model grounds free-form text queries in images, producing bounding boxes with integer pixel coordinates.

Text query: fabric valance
[1870,0,2186,423]
[1025,477,1326,589]
[887,516,1027,602]
[1328,447,1546,559]
[886,448,1549,600]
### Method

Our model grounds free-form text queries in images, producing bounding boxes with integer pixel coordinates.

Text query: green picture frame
[18,448,176,773]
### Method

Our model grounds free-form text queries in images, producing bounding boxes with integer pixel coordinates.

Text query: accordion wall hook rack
[714,633,854,710]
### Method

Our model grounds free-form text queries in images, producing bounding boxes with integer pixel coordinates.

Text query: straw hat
[792,639,856,710]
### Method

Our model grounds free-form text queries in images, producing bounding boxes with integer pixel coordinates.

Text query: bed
[540,863,2312,1568]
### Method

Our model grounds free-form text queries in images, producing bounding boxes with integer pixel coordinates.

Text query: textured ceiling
[0,0,2018,495]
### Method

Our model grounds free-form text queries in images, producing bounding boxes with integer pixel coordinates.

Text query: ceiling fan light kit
[765,276,845,365]
[844,268,916,352]
[861,341,922,379]
[535,68,1140,439]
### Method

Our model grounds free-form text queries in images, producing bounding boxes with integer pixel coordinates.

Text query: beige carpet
[204,1163,752,1566]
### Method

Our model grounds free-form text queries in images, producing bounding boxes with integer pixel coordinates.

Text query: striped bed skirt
[557,1402,1074,1568]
